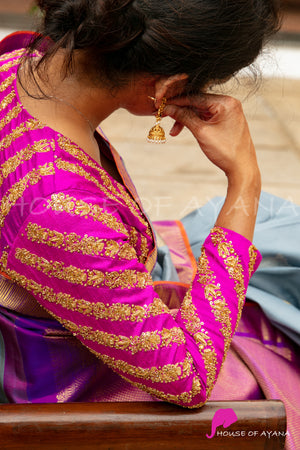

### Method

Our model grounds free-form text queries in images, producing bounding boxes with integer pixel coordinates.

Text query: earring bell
[147,97,167,144]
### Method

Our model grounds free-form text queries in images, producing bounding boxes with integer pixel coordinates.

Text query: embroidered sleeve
[2,190,261,408]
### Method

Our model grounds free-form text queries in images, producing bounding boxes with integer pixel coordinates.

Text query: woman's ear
[155,73,188,104]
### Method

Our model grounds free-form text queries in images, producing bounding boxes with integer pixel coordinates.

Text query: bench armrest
[0,400,286,449]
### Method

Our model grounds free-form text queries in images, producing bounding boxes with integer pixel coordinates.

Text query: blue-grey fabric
[152,245,180,282]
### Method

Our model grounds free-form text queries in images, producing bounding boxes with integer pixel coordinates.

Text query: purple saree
[0,32,299,450]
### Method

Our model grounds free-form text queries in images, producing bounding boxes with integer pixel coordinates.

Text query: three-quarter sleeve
[2,189,261,408]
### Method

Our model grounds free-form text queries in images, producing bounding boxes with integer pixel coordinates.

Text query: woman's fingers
[169,120,184,137]
[167,93,234,118]
[164,105,205,137]
[168,92,228,107]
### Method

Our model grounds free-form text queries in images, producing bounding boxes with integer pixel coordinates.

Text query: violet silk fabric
[0,48,262,407]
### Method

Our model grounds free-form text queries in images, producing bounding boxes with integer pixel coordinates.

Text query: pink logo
[206,408,238,439]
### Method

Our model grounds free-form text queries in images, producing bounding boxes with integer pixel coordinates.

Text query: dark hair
[28,0,282,94]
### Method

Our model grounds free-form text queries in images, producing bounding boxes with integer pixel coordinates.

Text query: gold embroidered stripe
[100,350,193,384]
[55,154,149,230]
[0,49,25,63]
[139,235,149,263]
[2,267,170,323]
[55,158,128,207]
[248,245,258,278]
[57,136,140,209]
[0,104,22,132]
[0,252,8,272]
[117,372,203,407]
[57,137,134,206]
[0,119,44,150]
[129,227,138,247]
[25,222,137,260]
[210,227,246,323]
[0,57,22,73]
[56,386,77,403]
[0,73,16,93]
[47,192,129,237]
[99,169,151,231]
[80,324,185,355]
[128,227,148,264]
[180,289,218,397]
[197,249,232,352]
[0,139,54,186]
[57,137,151,232]
[0,163,55,230]
[79,342,194,383]
[30,308,185,354]
[14,247,152,290]
[51,309,192,384]
[0,90,16,110]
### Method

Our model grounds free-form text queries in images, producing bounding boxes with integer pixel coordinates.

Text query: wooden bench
[0,400,286,449]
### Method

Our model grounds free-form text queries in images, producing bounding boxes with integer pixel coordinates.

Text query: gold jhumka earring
[147,97,167,144]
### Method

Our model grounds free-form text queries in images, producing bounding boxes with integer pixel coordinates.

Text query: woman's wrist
[226,160,261,190]
[215,168,261,241]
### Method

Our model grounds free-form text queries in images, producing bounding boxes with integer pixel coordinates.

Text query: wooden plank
[0,400,286,449]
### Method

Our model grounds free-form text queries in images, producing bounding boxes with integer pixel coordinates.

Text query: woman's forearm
[215,169,261,241]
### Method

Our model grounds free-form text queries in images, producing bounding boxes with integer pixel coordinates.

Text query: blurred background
[0,0,299,40]
[0,0,300,221]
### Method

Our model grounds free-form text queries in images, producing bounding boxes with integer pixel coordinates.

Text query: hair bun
[31,0,281,94]
[37,0,145,53]
[37,1,93,39]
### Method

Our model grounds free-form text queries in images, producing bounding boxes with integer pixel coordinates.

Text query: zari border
[0,270,50,318]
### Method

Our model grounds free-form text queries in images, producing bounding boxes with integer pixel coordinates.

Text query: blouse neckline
[14,55,126,191]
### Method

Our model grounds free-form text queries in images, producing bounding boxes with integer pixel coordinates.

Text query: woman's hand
[163,94,261,241]
[163,94,259,183]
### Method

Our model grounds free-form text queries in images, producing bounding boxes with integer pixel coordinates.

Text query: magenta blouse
[0,48,261,407]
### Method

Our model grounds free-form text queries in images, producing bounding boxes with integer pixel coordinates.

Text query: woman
[0,0,299,447]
